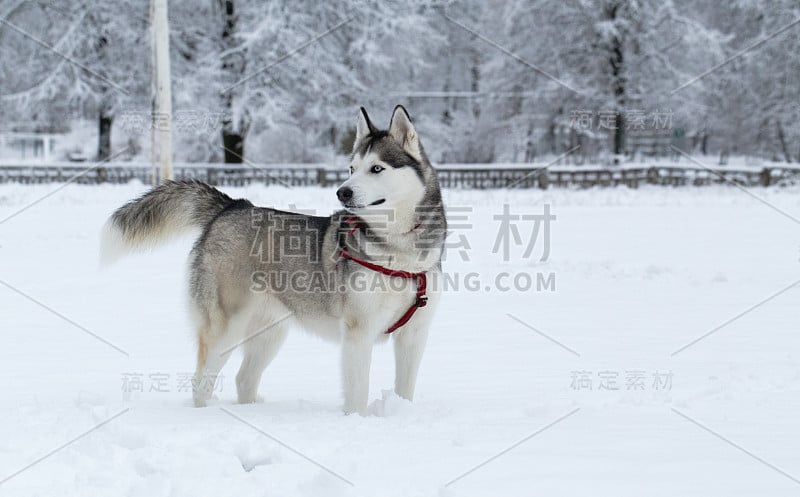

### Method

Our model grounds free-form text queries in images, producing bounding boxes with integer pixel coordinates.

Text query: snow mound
[367,390,413,417]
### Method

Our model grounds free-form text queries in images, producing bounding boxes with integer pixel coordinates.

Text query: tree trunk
[442,57,454,126]
[219,0,249,163]
[525,122,536,162]
[98,109,113,161]
[613,107,625,159]
[606,2,625,162]
[470,48,480,120]
[776,119,791,163]
[221,130,245,163]
[547,107,562,154]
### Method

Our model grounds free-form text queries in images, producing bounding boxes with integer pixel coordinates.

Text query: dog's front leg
[393,326,429,401]
[341,327,374,415]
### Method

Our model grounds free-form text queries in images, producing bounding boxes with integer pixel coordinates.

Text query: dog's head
[337,106,434,221]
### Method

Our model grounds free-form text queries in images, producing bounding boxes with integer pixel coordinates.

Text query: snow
[1,182,799,496]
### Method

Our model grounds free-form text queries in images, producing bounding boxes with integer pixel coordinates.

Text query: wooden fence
[0,161,798,188]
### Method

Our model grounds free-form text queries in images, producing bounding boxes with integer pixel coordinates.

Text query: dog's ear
[354,107,377,152]
[388,105,421,159]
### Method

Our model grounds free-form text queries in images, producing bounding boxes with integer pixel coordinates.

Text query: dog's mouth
[343,198,385,210]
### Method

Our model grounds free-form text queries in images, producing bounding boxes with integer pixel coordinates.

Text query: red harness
[338,217,428,334]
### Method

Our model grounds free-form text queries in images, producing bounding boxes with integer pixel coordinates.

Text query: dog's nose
[337,187,353,203]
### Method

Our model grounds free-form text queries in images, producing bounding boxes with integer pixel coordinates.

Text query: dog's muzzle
[337,187,353,203]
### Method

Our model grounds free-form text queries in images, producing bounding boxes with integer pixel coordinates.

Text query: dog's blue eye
[371,165,384,173]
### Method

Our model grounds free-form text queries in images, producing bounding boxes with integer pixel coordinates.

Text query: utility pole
[151,0,173,182]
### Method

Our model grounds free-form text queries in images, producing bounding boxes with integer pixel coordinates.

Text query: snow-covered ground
[1,182,799,496]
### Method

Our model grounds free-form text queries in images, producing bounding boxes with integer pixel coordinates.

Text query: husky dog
[101,106,446,414]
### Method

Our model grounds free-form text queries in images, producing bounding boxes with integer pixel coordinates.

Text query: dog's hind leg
[235,315,290,404]
[193,312,235,407]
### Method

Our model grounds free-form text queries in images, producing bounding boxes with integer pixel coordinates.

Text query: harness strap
[339,217,427,334]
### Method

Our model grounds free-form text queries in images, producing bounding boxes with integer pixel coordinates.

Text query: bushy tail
[100,180,241,265]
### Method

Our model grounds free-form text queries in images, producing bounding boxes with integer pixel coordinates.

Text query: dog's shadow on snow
[191,390,414,418]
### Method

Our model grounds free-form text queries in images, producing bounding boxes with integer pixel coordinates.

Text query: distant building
[0,132,62,162]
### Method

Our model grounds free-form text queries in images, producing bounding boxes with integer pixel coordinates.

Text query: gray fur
[104,180,248,254]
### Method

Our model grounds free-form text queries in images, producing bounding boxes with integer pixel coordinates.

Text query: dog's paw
[237,394,263,405]
[368,390,413,417]
[342,404,367,416]
[193,393,217,408]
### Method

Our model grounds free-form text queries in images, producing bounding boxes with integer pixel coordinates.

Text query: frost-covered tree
[169,0,444,163]
[1,0,797,163]
[0,0,149,159]
[693,0,800,161]
[489,0,724,160]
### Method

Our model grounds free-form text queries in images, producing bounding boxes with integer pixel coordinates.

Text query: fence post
[760,167,771,187]
[647,167,659,185]
[537,170,549,189]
